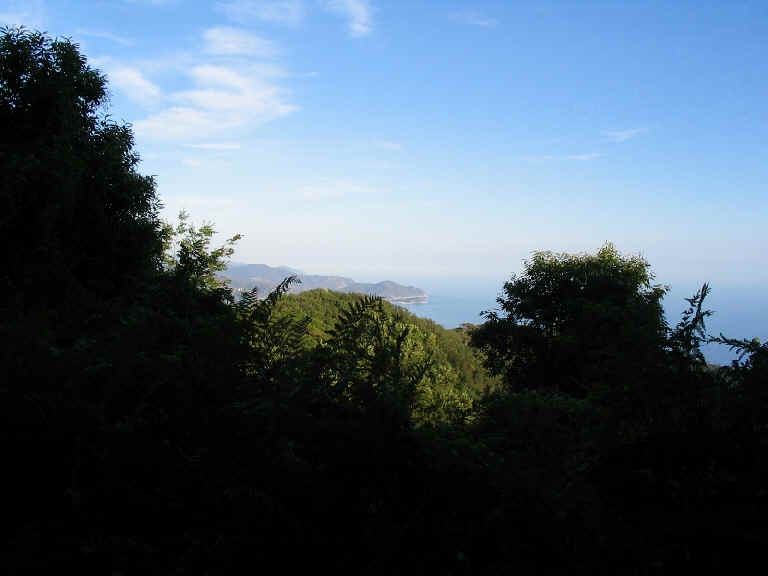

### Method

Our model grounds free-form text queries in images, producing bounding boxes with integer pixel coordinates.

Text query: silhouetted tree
[0,27,162,312]
[471,243,668,396]
[0,29,244,571]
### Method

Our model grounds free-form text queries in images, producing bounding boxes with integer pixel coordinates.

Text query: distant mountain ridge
[222,263,428,303]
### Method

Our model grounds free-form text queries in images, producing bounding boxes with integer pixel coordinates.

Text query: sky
[2,1,767,292]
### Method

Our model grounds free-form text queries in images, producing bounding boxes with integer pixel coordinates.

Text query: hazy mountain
[222,263,428,303]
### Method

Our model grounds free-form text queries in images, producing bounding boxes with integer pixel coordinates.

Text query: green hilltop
[274,288,496,395]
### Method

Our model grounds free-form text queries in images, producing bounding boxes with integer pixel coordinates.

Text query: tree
[0,27,162,312]
[711,332,768,432]
[0,29,244,570]
[667,282,712,367]
[471,243,669,396]
[162,210,241,298]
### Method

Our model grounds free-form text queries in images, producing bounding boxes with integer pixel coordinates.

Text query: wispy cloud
[373,140,402,152]
[106,26,296,144]
[219,0,304,26]
[450,10,498,28]
[110,67,162,104]
[135,63,296,142]
[324,0,372,37]
[565,153,601,161]
[604,128,645,143]
[76,29,135,46]
[180,152,235,170]
[518,153,601,163]
[186,142,242,150]
[219,0,371,36]
[301,180,376,200]
[0,0,44,28]
[204,27,275,57]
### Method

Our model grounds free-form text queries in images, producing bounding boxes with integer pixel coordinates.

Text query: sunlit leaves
[162,210,241,297]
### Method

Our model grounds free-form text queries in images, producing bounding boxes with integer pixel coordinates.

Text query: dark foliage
[3,27,767,575]
[470,244,669,397]
[0,27,162,313]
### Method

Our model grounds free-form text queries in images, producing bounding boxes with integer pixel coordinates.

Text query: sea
[387,277,767,366]
[388,276,501,330]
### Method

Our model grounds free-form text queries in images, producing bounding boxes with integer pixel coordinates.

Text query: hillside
[274,289,497,394]
[223,263,428,303]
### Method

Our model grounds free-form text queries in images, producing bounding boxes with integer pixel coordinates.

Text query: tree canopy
[471,243,668,395]
[0,27,162,312]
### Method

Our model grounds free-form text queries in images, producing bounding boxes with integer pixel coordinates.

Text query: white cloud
[186,142,242,150]
[324,0,372,37]
[111,25,296,144]
[136,107,223,141]
[219,0,304,26]
[450,10,498,28]
[134,64,295,142]
[110,67,162,104]
[204,27,275,57]
[565,153,601,161]
[604,128,645,143]
[76,29,135,46]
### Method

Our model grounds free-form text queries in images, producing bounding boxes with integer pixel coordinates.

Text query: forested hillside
[274,288,495,394]
[3,28,768,574]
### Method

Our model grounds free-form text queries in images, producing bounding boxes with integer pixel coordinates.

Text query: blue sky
[2,1,767,289]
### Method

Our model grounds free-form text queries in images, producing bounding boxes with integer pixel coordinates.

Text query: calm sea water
[388,278,767,366]
[397,293,494,329]
[388,276,502,330]
[665,284,768,365]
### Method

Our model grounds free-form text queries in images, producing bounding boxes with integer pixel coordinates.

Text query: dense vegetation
[3,28,767,574]
[274,289,496,394]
